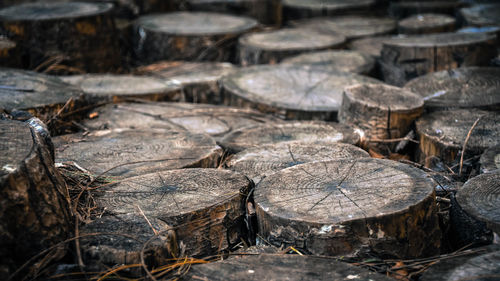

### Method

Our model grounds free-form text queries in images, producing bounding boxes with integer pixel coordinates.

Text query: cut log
[54,129,223,180]
[458,26,500,47]
[0,37,19,67]
[0,119,71,279]
[460,4,500,27]
[280,50,375,75]
[0,2,120,72]
[218,121,360,153]
[398,13,456,35]
[255,158,441,258]
[282,0,376,21]
[82,102,283,141]
[403,67,500,111]
[225,142,369,185]
[415,109,500,168]
[480,145,500,174]
[380,32,497,86]
[238,28,345,66]
[181,254,394,280]
[221,64,382,120]
[347,35,400,58]
[389,1,464,19]
[133,12,258,64]
[135,61,236,104]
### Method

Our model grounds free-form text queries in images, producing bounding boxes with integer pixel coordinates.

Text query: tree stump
[460,4,500,27]
[458,26,500,47]
[238,28,345,66]
[135,61,236,104]
[398,13,456,35]
[82,168,251,265]
[280,50,375,75]
[389,1,464,19]
[282,0,376,21]
[289,16,396,41]
[221,64,382,120]
[82,102,282,141]
[348,35,401,58]
[415,109,500,168]
[226,142,369,185]
[0,119,71,279]
[182,254,394,280]
[255,158,441,258]
[380,32,497,86]
[403,67,500,112]
[133,12,258,64]
[54,129,223,180]
[0,2,120,72]
[218,121,360,153]
[480,145,500,174]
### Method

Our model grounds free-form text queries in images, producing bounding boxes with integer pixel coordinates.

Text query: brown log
[280,50,375,75]
[218,121,360,153]
[133,12,258,64]
[54,129,223,180]
[238,28,345,66]
[0,37,19,67]
[282,0,376,21]
[0,119,71,279]
[347,35,399,58]
[255,158,441,258]
[480,145,500,174]
[460,4,500,27]
[389,1,464,19]
[225,142,369,185]
[0,2,120,72]
[404,67,500,111]
[380,32,497,86]
[221,64,382,120]
[398,13,456,35]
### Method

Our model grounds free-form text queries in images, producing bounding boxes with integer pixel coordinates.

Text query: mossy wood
[398,13,456,35]
[282,0,375,21]
[460,4,500,27]
[389,1,463,19]
[255,158,441,258]
[480,145,500,174]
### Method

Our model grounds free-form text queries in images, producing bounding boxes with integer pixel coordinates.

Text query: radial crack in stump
[480,145,500,174]
[255,158,441,258]
[54,129,223,180]
[282,0,376,21]
[460,4,500,27]
[398,13,456,35]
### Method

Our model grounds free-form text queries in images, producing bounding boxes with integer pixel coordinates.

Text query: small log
[280,50,375,75]
[380,32,497,86]
[226,142,369,185]
[54,129,223,179]
[282,0,376,21]
[238,28,345,66]
[480,145,500,174]
[398,13,456,35]
[82,102,282,141]
[221,64,382,120]
[255,158,441,258]
[460,4,500,27]
[135,61,236,104]
[389,1,464,19]
[218,121,360,153]
[0,119,71,279]
[415,109,500,168]
[133,12,258,64]
[0,2,120,72]
[403,67,500,111]
[182,254,394,280]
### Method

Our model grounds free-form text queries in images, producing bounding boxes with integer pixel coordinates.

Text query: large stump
[218,121,360,153]
[480,145,500,174]
[282,0,376,21]
[380,32,497,86]
[389,1,464,19]
[0,2,120,72]
[54,129,222,180]
[221,64,381,120]
[398,13,456,35]
[133,12,258,64]
[0,119,71,279]
[238,28,345,66]
[460,4,500,27]
[226,142,369,185]
[255,158,441,258]
[404,67,500,112]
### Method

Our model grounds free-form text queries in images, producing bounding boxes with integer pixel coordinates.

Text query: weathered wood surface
[0,37,19,67]
[398,13,456,35]
[458,26,500,47]
[255,158,441,258]
[460,3,500,27]
[380,32,497,86]
[82,102,282,141]
[415,109,500,167]
[82,168,251,265]
[136,61,236,104]
[226,142,369,185]
[238,28,345,66]
[0,119,71,280]
[280,50,375,75]
[282,0,376,21]
[389,1,464,19]
[480,145,500,174]
[0,2,119,72]
[181,254,394,280]
[133,12,257,63]
[54,129,223,179]
[221,64,381,120]
[404,67,500,111]
[218,121,360,153]
[348,35,402,58]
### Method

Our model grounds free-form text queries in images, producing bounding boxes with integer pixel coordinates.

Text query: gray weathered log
[480,145,500,174]
[347,35,400,58]
[398,13,456,35]
[460,4,500,27]
[282,0,376,21]
[389,1,464,19]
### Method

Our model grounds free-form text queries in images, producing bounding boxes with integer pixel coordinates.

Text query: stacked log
[480,146,500,174]
[398,13,456,35]
[282,0,376,21]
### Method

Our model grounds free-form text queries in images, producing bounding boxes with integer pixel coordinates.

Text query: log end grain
[398,13,456,35]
